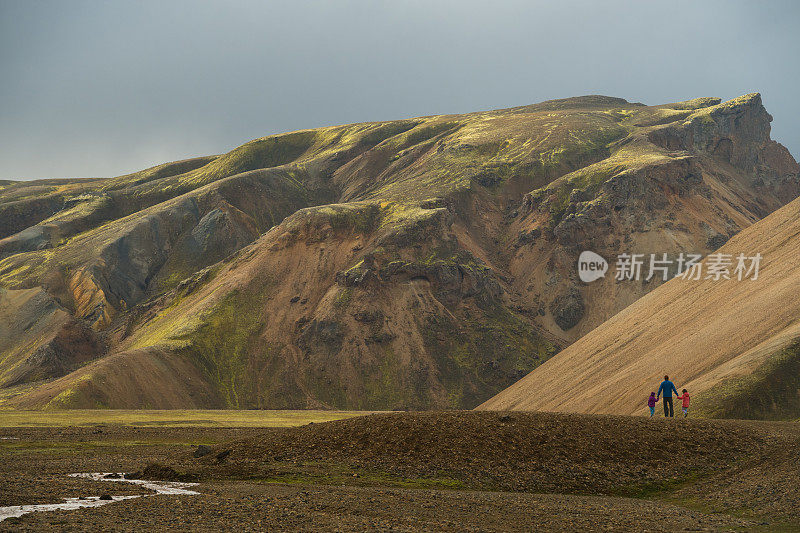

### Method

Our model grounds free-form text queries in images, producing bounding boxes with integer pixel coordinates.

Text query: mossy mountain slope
[1,94,797,409]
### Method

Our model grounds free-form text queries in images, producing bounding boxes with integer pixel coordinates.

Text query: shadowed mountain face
[1,94,797,410]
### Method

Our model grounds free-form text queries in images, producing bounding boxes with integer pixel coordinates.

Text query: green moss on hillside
[356,121,422,148]
[328,203,381,233]
[661,97,721,111]
[179,287,273,408]
[360,345,427,410]
[357,110,629,202]
[100,156,218,192]
[401,121,461,147]
[175,131,317,190]
[693,341,800,420]
[531,138,672,227]
[421,302,557,409]
[333,286,353,309]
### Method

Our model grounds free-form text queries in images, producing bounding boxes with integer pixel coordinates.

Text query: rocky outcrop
[0,287,104,387]
[549,156,704,248]
[511,94,797,338]
[648,93,799,182]
[0,224,60,259]
[376,253,503,307]
[549,288,585,331]
[297,319,346,354]
[11,318,103,386]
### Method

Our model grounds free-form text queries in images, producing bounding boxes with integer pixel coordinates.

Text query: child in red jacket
[676,389,690,417]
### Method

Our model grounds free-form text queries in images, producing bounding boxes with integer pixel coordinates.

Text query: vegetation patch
[401,121,461,147]
[360,345,426,410]
[421,303,557,408]
[0,409,369,427]
[177,131,316,189]
[693,340,800,420]
[327,202,381,233]
[179,285,275,408]
[356,121,421,148]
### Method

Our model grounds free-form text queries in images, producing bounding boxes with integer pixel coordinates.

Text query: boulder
[550,288,585,331]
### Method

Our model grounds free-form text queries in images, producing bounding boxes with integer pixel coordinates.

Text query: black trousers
[663,397,674,417]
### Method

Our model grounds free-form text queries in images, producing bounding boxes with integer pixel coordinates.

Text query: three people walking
[650,375,690,418]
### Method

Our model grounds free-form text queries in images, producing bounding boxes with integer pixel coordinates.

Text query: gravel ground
[190,411,785,495]
[0,426,267,506]
[1,413,798,531]
[1,481,756,532]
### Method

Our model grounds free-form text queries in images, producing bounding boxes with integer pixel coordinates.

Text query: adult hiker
[656,375,680,418]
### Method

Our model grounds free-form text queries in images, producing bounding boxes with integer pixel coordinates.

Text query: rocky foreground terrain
[1,412,799,531]
[1,93,798,410]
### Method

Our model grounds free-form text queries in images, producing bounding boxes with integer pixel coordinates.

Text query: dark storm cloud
[1,0,798,179]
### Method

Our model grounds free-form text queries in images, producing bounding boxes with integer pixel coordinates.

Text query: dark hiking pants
[663,397,674,417]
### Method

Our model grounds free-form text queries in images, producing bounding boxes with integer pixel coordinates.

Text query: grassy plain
[0,409,374,428]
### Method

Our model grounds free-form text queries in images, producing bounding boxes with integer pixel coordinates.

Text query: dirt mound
[189,411,779,496]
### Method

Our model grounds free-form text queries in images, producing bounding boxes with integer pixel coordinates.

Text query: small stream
[0,472,199,522]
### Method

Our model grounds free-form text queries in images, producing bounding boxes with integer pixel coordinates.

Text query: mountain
[1,93,797,409]
[479,193,800,419]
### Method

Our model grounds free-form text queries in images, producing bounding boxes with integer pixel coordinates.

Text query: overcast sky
[1,0,798,180]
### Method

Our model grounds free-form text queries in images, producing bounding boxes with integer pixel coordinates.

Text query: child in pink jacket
[676,389,691,417]
[647,392,659,418]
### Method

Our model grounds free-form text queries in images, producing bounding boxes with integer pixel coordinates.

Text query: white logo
[578,251,608,283]
[577,251,761,283]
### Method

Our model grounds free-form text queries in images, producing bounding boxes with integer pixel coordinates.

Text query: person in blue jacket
[656,375,680,417]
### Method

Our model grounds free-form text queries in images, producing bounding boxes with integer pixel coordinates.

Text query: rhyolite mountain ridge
[0,93,797,409]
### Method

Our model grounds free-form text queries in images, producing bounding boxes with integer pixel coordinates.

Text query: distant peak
[662,97,721,111]
[523,95,632,113]
[684,93,767,122]
[719,92,762,109]
[547,95,630,105]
